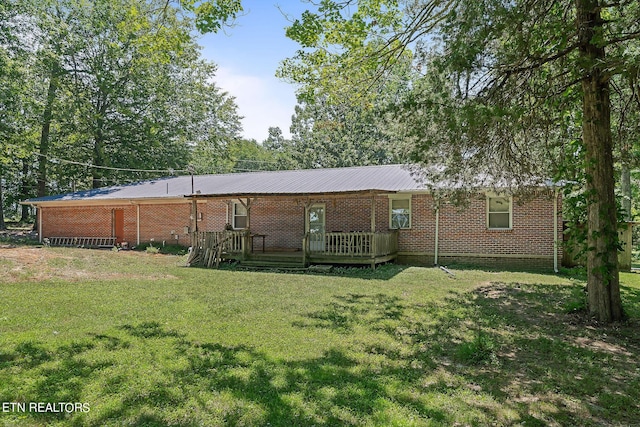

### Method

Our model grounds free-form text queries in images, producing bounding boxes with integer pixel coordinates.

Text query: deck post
[242,230,250,260]
[371,232,377,269]
[302,233,308,267]
[370,195,376,232]
[190,198,198,233]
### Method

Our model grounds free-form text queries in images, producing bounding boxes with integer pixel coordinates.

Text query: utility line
[34,153,188,174]
[7,145,283,175]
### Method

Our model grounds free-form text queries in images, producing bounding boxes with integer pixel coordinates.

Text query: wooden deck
[188,230,398,269]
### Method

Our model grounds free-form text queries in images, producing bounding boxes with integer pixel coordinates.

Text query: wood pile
[187,233,232,268]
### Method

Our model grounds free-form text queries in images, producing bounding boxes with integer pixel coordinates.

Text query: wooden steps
[239,259,306,271]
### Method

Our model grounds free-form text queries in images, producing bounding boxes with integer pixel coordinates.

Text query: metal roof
[26,164,426,204]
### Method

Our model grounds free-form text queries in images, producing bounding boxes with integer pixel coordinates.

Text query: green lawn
[1,247,639,426]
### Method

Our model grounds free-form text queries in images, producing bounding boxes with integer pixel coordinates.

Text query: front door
[113,209,124,244]
[307,204,325,252]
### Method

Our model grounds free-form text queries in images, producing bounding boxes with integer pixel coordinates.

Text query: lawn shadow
[3,281,640,426]
[119,321,183,339]
[219,262,409,281]
[289,281,640,425]
[425,282,640,425]
[292,293,404,333]
[0,339,110,424]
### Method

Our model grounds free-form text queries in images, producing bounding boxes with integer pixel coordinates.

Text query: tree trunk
[37,74,58,197]
[92,139,104,189]
[577,0,624,322]
[92,113,106,189]
[0,172,6,231]
[93,100,107,188]
[20,160,30,222]
[621,165,631,222]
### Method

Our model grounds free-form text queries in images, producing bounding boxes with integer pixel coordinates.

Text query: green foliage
[192,138,276,174]
[564,284,588,314]
[1,0,243,220]
[281,0,640,191]
[178,0,243,34]
[145,244,160,254]
[283,98,406,169]
[279,0,407,106]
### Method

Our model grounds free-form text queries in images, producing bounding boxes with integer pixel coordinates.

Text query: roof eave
[185,189,399,199]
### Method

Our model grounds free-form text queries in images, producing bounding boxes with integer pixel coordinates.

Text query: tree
[283,0,640,322]
[1,0,34,224]
[611,74,640,221]
[0,0,245,227]
[176,0,242,33]
[15,0,244,191]
[284,97,402,169]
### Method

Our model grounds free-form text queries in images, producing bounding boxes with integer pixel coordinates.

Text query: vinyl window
[390,196,411,229]
[487,196,512,229]
[233,202,247,229]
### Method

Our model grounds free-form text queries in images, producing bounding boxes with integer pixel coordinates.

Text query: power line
[7,144,285,175]
[35,153,188,174]
[7,144,189,174]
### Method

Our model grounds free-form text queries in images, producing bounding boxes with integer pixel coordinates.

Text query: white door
[307,204,326,252]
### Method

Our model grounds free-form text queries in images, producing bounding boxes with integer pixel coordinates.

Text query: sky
[197,1,312,143]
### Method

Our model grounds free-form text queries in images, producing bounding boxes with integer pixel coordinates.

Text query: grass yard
[1,246,639,426]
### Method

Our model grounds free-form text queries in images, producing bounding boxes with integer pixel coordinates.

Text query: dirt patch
[0,246,51,265]
[0,246,177,282]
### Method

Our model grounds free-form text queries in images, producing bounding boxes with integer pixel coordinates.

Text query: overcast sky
[197,1,311,142]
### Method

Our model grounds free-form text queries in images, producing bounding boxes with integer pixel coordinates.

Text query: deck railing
[191,230,246,254]
[306,231,398,257]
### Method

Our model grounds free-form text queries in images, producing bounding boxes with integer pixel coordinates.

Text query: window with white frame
[233,202,247,229]
[487,195,512,229]
[390,196,411,229]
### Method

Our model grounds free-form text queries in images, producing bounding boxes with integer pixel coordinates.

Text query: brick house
[24,164,563,270]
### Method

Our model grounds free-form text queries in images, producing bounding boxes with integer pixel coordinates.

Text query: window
[487,196,511,229]
[390,197,411,229]
[233,202,247,229]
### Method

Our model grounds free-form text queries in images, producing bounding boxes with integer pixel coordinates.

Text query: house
[24,164,562,270]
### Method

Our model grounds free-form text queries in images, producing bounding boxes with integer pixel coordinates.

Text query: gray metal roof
[26,164,426,204]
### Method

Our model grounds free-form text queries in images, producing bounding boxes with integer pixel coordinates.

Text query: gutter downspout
[37,205,42,243]
[554,188,559,273]
[136,204,140,246]
[434,202,440,266]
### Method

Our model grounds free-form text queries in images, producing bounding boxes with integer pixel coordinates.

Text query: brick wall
[41,202,199,247]
[436,192,560,256]
[39,191,562,268]
[41,205,119,239]
[138,203,191,246]
[396,191,563,268]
